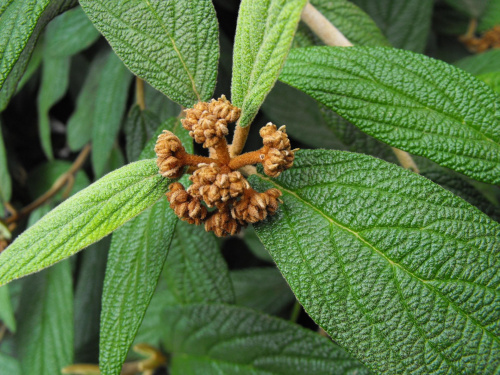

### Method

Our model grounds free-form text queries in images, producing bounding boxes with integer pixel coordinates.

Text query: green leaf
[144,83,181,122]
[280,46,500,184]
[67,52,107,152]
[74,237,110,363]
[231,267,294,315]
[163,303,370,375]
[454,49,500,76]
[45,6,100,58]
[231,0,307,127]
[92,51,133,177]
[0,0,77,112]
[0,159,168,286]
[478,0,500,32]
[351,0,433,53]
[0,122,11,207]
[478,71,500,94]
[0,352,21,375]
[79,0,219,107]
[298,0,389,47]
[17,260,73,375]
[252,149,500,374]
[124,105,160,162]
[99,197,176,375]
[37,54,70,159]
[0,285,15,332]
[163,220,235,305]
[243,225,273,262]
[15,41,43,94]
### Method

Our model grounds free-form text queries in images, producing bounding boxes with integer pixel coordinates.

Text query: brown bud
[189,112,228,148]
[205,206,242,237]
[155,131,185,178]
[262,148,294,177]
[208,95,241,123]
[166,182,207,225]
[232,188,282,224]
[259,123,291,150]
[181,102,209,131]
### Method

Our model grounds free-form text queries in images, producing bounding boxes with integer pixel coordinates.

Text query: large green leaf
[231,0,307,127]
[478,0,500,31]
[79,0,218,107]
[16,204,73,375]
[67,52,107,152]
[0,285,15,332]
[478,72,500,94]
[163,220,235,305]
[252,149,500,374]
[0,0,77,112]
[280,46,500,184]
[297,0,389,48]
[45,6,100,58]
[143,83,181,122]
[17,261,73,375]
[163,303,370,375]
[91,51,133,177]
[99,198,176,375]
[37,54,70,159]
[74,237,110,363]
[0,352,20,375]
[0,159,169,286]
[351,0,433,53]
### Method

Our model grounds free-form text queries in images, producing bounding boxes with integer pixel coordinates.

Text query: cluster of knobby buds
[154,95,296,237]
[460,25,500,53]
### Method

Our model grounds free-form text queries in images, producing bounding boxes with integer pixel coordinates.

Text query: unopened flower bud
[259,123,291,150]
[262,148,294,177]
[232,188,282,224]
[205,206,241,237]
[208,95,241,123]
[166,182,207,225]
[155,131,185,178]
[181,102,209,131]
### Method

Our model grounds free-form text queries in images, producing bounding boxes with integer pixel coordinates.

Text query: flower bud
[208,95,241,123]
[155,131,185,178]
[166,182,207,225]
[259,123,291,150]
[205,207,241,237]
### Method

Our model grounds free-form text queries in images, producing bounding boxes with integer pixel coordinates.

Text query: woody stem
[228,148,265,170]
[181,153,219,167]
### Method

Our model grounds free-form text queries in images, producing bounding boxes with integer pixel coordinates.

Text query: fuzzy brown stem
[230,121,251,157]
[6,144,91,225]
[181,152,219,167]
[136,77,146,110]
[228,149,265,170]
[213,138,231,165]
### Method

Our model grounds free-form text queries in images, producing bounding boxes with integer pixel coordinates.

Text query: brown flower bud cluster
[460,25,500,53]
[154,95,296,237]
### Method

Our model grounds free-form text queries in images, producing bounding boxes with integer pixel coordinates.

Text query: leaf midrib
[143,0,200,101]
[258,173,500,347]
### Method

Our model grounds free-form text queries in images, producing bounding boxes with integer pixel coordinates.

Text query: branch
[300,2,420,173]
[229,122,251,157]
[5,144,91,225]
[136,77,146,110]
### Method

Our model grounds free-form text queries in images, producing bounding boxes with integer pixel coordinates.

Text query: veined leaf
[99,198,176,375]
[124,105,160,162]
[0,0,77,112]
[0,352,20,375]
[0,285,15,332]
[243,225,273,262]
[231,267,294,315]
[67,52,107,152]
[15,41,43,94]
[45,6,100,58]
[454,49,500,76]
[37,54,70,159]
[252,149,500,374]
[478,72,500,94]
[144,83,180,122]
[17,261,73,375]
[91,51,133,177]
[280,46,500,184]
[74,237,110,363]
[231,0,307,127]
[478,0,500,32]
[163,220,235,305]
[16,205,73,375]
[163,303,370,375]
[0,159,169,286]
[0,122,11,207]
[351,0,433,53]
[79,0,219,107]
[297,0,389,47]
